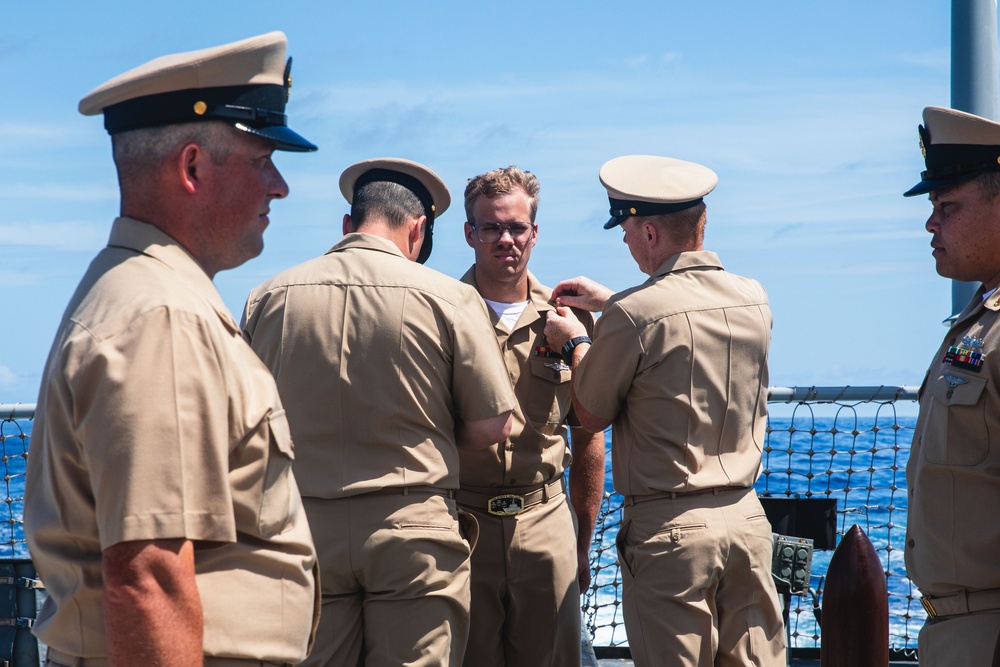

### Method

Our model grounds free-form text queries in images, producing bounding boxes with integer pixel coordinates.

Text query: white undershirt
[483,298,529,331]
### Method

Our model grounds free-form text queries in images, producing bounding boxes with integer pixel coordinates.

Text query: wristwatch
[560,336,592,365]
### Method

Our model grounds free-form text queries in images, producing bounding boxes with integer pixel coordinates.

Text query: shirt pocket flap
[268,409,295,459]
[928,372,987,406]
[529,356,571,385]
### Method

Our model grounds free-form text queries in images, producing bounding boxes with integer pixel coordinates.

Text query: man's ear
[410,215,427,248]
[464,221,476,248]
[643,220,657,245]
[343,213,354,236]
[177,143,204,195]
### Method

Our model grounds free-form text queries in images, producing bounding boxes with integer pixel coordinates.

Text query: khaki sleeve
[574,302,642,422]
[565,308,597,428]
[451,287,516,421]
[73,306,237,549]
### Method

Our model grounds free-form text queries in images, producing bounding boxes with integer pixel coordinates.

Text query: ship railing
[4,387,922,660]
[584,385,921,662]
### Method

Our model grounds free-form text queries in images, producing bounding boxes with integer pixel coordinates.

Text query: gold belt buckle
[488,494,525,516]
[921,596,938,619]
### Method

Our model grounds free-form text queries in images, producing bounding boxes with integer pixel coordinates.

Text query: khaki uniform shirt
[24,217,318,663]
[906,287,1000,596]
[242,233,516,499]
[458,267,594,489]
[574,251,771,497]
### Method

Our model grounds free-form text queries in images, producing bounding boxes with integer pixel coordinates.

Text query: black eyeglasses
[470,222,536,244]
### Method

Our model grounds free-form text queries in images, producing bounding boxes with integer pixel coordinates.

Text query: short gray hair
[976,171,1000,201]
[111,121,234,185]
[647,201,706,247]
[350,181,425,230]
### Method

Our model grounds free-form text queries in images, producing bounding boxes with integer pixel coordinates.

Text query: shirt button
[907,539,915,548]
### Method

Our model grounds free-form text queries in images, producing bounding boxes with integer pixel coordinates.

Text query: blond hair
[464,166,540,223]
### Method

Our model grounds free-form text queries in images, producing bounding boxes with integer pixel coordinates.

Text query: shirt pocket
[922,372,989,466]
[524,356,572,429]
[257,409,296,536]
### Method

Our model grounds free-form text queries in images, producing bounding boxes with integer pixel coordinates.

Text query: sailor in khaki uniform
[544,155,785,667]
[903,107,1000,666]
[456,166,605,667]
[242,158,517,667]
[24,33,320,666]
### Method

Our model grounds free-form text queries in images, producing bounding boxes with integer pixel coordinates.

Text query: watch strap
[561,336,592,365]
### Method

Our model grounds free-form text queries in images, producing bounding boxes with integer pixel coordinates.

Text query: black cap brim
[903,170,983,197]
[603,215,628,230]
[416,220,434,264]
[234,122,317,152]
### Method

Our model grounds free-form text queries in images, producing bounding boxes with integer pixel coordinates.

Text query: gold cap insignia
[193,101,207,115]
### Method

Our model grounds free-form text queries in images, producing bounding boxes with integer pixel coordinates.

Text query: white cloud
[0,183,117,202]
[0,367,16,389]
[0,220,107,251]
[623,54,650,68]
[895,48,949,71]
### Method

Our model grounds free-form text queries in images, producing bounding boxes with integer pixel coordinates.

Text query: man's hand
[550,277,614,313]
[544,307,589,352]
[577,548,592,592]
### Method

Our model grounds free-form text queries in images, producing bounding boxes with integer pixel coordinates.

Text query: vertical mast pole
[949,0,999,321]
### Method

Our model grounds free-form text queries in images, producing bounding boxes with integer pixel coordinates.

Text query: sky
[0,1,969,403]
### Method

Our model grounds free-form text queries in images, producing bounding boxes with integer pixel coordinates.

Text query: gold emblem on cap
[630,207,637,215]
[431,204,436,212]
[193,101,208,116]
[284,57,293,102]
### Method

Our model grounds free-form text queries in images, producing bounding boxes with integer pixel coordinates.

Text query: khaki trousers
[460,490,581,667]
[301,493,472,667]
[617,487,785,667]
[919,611,1000,666]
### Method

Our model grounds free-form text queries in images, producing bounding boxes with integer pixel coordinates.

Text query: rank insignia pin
[545,361,570,372]
[961,335,985,349]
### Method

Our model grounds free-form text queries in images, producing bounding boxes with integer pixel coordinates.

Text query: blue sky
[1,1,964,402]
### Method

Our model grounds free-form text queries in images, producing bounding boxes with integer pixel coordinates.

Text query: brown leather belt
[457,477,565,516]
[46,648,291,667]
[920,588,1000,619]
[623,486,748,507]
